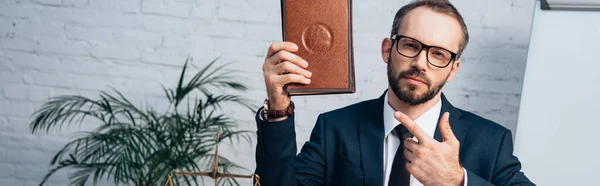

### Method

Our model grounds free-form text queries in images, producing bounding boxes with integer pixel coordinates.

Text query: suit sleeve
[254,108,326,186]
[466,130,536,186]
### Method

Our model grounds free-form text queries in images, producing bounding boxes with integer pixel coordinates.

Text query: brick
[216,1,276,24]
[213,38,270,57]
[0,4,41,18]
[188,35,214,53]
[0,17,15,34]
[37,38,89,56]
[107,64,164,80]
[219,54,263,74]
[89,0,140,13]
[112,29,162,48]
[62,0,89,8]
[29,86,52,101]
[0,117,6,130]
[62,0,88,8]
[354,19,389,34]
[25,180,55,186]
[0,55,11,71]
[152,47,190,56]
[35,0,62,6]
[142,15,193,34]
[245,23,280,41]
[91,11,145,29]
[162,34,189,48]
[71,74,115,91]
[354,1,393,20]
[5,117,30,134]
[114,79,163,96]
[0,132,33,149]
[15,164,67,182]
[49,87,75,98]
[189,19,212,35]
[216,5,264,23]
[191,3,217,19]
[0,178,21,186]
[0,38,37,52]
[2,84,28,100]
[8,52,61,71]
[142,1,191,18]
[39,6,91,23]
[0,70,23,84]
[29,136,66,152]
[208,20,245,38]
[483,0,533,32]
[140,50,186,66]
[90,43,140,60]
[24,70,74,88]
[64,24,113,43]
[42,8,144,29]
[60,56,111,76]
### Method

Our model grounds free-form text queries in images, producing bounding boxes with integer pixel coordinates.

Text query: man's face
[382,7,463,106]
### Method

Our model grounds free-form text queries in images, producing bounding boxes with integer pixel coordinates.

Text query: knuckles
[268,44,278,53]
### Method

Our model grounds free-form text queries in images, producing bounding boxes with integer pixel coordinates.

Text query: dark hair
[390,0,469,58]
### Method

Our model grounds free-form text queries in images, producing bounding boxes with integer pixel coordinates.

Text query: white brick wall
[0,0,535,185]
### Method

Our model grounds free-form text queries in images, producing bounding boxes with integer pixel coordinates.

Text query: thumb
[439,112,457,144]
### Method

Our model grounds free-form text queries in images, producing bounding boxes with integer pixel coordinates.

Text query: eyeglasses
[391,34,457,68]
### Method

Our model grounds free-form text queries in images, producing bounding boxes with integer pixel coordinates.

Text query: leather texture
[281,0,355,95]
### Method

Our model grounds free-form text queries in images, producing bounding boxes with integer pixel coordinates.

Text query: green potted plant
[29,57,256,186]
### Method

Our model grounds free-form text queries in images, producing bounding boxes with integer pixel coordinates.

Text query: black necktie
[388,124,414,186]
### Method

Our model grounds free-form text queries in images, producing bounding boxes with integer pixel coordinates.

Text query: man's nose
[411,48,429,72]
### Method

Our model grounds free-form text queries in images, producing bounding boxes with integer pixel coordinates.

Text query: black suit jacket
[254,92,534,186]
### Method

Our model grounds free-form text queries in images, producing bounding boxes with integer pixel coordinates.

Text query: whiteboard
[514,0,600,185]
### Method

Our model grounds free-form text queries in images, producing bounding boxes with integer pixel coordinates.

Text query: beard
[387,56,450,106]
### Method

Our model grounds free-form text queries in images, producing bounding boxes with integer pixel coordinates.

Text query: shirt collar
[383,91,442,138]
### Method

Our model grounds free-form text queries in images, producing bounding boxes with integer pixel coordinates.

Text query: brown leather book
[281,0,355,96]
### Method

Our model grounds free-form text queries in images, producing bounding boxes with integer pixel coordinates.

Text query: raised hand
[262,42,312,119]
[394,111,465,186]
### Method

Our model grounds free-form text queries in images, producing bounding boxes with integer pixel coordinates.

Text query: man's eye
[433,51,446,57]
[403,43,418,49]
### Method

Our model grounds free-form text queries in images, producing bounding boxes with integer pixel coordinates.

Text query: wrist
[260,108,288,122]
[266,92,290,110]
[269,101,290,110]
[263,99,294,120]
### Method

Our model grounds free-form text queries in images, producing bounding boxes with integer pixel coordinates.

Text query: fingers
[275,61,312,77]
[266,42,300,60]
[262,42,311,90]
[404,147,416,162]
[394,111,432,144]
[404,138,418,152]
[275,73,311,85]
[439,112,458,144]
[266,50,308,68]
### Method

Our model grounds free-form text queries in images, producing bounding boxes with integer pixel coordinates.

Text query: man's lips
[402,76,428,85]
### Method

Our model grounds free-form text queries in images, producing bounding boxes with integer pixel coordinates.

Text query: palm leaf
[30,57,257,186]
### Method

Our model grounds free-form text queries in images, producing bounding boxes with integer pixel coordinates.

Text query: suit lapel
[433,93,469,145]
[358,92,386,186]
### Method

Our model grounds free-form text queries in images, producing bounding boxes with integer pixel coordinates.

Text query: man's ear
[446,59,460,82]
[382,38,392,64]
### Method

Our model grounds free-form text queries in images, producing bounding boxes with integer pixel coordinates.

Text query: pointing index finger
[394,111,432,144]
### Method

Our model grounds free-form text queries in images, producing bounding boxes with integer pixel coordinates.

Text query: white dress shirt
[382,92,467,186]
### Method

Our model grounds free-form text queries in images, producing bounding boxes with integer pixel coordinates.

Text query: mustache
[398,68,431,85]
